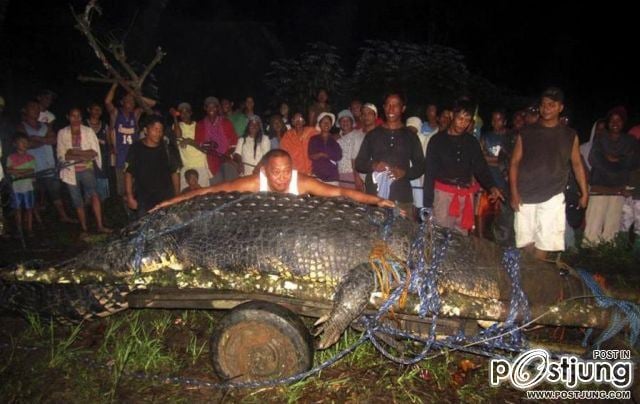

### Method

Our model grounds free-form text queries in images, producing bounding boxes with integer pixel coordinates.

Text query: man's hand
[376,199,395,209]
[126,195,138,210]
[510,191,521,212]
[372,161,389,172]
[488,186,505,203]
[579,193,588,208]
[389,167,406,181]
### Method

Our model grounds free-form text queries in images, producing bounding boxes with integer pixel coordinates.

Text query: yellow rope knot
[369,240,412,310]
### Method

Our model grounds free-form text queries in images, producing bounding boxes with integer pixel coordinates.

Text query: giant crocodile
[0,192,631,350]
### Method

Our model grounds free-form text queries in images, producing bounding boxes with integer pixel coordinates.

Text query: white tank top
[259,169,299,195]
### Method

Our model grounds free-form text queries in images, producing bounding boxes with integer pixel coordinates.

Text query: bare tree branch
[77,76,117,84]
[139,47,165,85]
[72,0,165,115]
[109,43,140,85]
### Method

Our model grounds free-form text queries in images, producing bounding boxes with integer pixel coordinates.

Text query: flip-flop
[97,227,113,234]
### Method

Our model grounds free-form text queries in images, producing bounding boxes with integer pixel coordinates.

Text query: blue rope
[363,209,533,365]
[126,204,634,389]
[576,269,640,349]
[467,248,530,351]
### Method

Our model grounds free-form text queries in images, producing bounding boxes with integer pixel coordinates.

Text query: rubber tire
[210,300,314,383]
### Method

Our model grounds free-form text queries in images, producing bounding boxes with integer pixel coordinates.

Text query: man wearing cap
[172,102,210,188]
[355,93,425,214]
[360,103,379,134]
[509,87,588,260]
[335,109,365,190]
[195,96,239,185]
[105,83,157,196]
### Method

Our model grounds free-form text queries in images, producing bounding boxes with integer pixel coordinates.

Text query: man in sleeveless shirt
[18,100,74,223]
[151,149,396,212]
[104,83,157,196]
[509,88,588,260]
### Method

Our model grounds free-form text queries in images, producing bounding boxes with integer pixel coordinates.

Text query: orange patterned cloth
[280,127,318,175]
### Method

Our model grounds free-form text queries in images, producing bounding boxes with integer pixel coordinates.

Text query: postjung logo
[490,349,633,390]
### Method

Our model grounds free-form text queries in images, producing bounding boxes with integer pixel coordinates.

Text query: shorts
[66,169,98,208]
[116,168,126,196]
[12,190,35,209]
[96,177,110,201]
[35,176,62,201]
[514,192,566,251]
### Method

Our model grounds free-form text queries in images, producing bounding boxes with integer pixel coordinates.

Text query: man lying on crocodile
[152,149,396,212]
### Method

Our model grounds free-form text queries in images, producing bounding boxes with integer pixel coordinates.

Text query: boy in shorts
[7,133,36,236]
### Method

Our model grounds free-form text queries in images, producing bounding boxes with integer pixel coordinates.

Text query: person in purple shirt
[308,112,342,185]
[104,83,156,197]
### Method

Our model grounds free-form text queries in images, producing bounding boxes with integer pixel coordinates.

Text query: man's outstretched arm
[150,175,258,212]
[298,174,395,208]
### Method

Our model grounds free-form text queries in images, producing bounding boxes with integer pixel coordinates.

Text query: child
[181,169,202,194]
[7,133,36,237]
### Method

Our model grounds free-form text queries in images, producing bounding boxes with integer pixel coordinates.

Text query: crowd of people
[0,85,638,259]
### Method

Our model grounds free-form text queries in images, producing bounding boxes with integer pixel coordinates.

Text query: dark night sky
[1,0,637,135]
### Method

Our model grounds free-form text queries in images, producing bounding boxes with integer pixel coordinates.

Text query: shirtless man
[152,149,396,211]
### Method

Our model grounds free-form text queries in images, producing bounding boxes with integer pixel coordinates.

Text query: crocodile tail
[0,279,131,323]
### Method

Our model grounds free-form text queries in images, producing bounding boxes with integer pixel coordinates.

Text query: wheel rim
[216,320,302,381]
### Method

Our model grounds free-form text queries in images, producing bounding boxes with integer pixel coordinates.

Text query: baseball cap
[337,109,354,123]
[362,103,378,116]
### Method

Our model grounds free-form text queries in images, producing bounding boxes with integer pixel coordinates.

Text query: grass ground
[0,196,638,402]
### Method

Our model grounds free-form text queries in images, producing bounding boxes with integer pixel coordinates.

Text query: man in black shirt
[355,93,425,214]
[423,100,503,233]
[124,116,180,217]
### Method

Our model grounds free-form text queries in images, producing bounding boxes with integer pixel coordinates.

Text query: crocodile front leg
[315,263,375,349]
